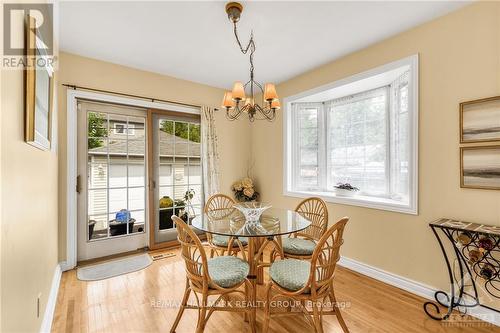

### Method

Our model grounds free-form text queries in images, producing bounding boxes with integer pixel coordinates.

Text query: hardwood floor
[52,249,498,333]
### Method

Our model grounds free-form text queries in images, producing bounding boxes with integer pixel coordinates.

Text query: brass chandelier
[222,2,280,122]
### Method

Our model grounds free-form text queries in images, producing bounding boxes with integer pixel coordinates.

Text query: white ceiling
[59,1,468,90]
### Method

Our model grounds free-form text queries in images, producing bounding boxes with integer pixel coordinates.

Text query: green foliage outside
[160,121,200,143]
[88,113,108,149]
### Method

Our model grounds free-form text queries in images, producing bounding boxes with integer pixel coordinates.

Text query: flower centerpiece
[232,177,259,202]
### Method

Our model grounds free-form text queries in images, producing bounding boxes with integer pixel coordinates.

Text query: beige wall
[1,13,59,333]
[252,1,500,294]
[57,52,251,261]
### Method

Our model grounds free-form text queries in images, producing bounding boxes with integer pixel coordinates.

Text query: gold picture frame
[460,145,500,190]
[460,96,500,144]
[25,15,53,151]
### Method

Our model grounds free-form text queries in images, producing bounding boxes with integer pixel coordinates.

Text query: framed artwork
[25,15,53,151]
[461,146,500,190]
[460,96,500,144]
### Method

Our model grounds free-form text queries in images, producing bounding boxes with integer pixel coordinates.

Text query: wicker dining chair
[271,197,328,262]
[204,194,248,258]
[170,216,255,333]
[263,217,349,333]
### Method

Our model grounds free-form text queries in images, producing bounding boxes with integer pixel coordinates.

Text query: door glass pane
[128,116,145,138]
[128,139,145,161]
[88,163,107,189]
[128,163,145,187]
[128,187,145,211]
[86,110,147,241]
[87,112,108,137]
[159,185,174,199]
[189,165,202,185]
[109,188,127,213]
[153,116,203,244]
[88,137,108,156]
[88,189,107,216]
[109,164,127,188]
[107,139,127,156]
[189,123,201,157]
[130,210,145,234]
[88,214,108,240]
[173,164,188,186]
[159,164,173,186]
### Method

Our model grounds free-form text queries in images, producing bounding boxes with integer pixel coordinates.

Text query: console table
[424,218,500,320]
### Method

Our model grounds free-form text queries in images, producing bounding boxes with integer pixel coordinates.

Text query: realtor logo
[3,3,53,56]
[2,3,56,69]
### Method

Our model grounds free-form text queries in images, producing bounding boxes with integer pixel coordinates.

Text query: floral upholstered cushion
[207,256,249,288]
[282,238,316,255]
[269,259,311,291]
[212,235,248,247]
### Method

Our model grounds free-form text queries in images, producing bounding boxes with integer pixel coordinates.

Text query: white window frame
[283,55,419,215]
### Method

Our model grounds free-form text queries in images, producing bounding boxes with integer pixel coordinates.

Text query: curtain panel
[201,106,220,201]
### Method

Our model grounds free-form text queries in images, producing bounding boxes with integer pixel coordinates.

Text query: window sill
[284,189,417,215]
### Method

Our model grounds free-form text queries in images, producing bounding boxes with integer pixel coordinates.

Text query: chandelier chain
[233,22,256,81]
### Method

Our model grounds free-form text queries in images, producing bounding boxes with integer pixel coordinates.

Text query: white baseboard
[59,260,73,272]
[40,263,63,333]
[338,256,500,327]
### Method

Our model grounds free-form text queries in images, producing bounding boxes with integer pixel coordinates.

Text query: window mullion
[291,104,299,191]
[385,87,392,198]
[320,103,328,192]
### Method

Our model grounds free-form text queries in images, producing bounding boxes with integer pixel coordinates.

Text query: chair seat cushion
[269,259,311,291]
[212,235,248,247]
[282,238,316,255]
[207,256,249,288]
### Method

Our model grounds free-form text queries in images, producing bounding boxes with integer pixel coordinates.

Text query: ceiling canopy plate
[225,2,243,23]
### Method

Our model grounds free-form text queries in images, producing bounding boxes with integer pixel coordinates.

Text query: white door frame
[63,89,200,271]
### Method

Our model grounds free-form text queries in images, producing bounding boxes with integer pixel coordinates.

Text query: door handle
[76,175,82,194]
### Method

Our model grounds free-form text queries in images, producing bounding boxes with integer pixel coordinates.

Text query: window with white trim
[285,56,418,214]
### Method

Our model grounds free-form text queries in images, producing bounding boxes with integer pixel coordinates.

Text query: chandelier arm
[255,104,270,117]
[253,104,275,121]
[253,80,264,91]
[261,105,277,120]
[258,104,272,114]
[226,104,243,121]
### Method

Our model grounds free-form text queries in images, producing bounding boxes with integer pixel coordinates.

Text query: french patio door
[148,110,203,247]
[77,100,148,261]
[77,101,203,260]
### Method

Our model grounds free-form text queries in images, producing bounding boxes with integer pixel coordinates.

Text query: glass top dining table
[191,206,312,328]
[191,207,312,238]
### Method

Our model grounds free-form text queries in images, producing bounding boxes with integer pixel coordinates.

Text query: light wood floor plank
[52,249,499,332]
